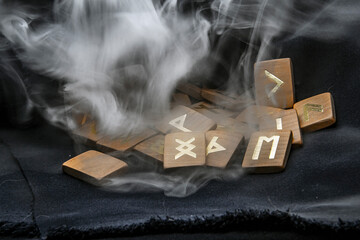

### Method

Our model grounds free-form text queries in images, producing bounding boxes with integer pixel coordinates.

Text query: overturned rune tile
[191,101,235,124]
[176,82,203,100]
[172,93,192,107]
[164,132,206,169]
[254,58,295,108]
[242,130,292,173]
[206,130,244,168]
[62,150,128,185]
[96,129,157,152]
[235,105,282,126]
[293,92,336,132]
[134,134,165,162]
[155,105,216,134]
[72,121,103,146]
[259,109,302,145]
[201,88,252,111]
[216,118,257,140]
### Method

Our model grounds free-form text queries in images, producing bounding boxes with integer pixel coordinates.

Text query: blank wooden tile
[259,109,302,145]
[155,105,216,134]
[176,82,203,100]
[72,121,103,146]
[191,101,235,124]
[164,132,206,169]
[96,129,157,152]
[216,118,257,140]
[201,89,252,111]
[62,150,128,185]
[206,130,244,168]
[293,92,336,132]
[235,105,282,126]
[172,93,192,107]
[254,58,295,108]
[134,134,165,162]
[242,131,292,173]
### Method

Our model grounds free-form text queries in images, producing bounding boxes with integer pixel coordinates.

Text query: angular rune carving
[206,136,226,156]
[303,104,324,121]
[169,114,191,132]
[265,70,284,98]
[175,137,196,160]
[252,136,280,160]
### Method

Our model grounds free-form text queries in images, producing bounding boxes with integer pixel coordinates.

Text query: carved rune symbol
[276,118,283,130]
[206,136,226,156]
[252,136,280,160]
[175,137,196,160]
[303,104,324,121]
[169,114,191,132]
[264,70,284,98]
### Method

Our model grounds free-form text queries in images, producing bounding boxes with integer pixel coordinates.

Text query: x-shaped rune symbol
[175,137,196,160]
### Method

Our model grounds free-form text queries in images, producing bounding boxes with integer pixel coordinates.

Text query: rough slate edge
[0,140,40,238]
[45,210,360,240]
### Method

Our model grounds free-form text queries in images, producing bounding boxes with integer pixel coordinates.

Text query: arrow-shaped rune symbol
[264,70,284,98]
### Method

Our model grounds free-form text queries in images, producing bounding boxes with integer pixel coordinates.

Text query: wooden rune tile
[191,101,235,124]
[155,105,216,134]
[176,82,203,100]
[62,150,128,185]
[172,93,192,107]
[254,58,295,108]
[293,92,336,132]
[163,132,206,169]
[216,118,257,140]
[259,109,302,145]
[96,129,157,153]
[134,134,165,162]
[242,131,292,173]
[201,88,252,111]
[235,105,282,126]
[205,130,244,168]
[72,121,103,146]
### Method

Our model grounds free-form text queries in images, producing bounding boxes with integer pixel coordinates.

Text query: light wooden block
[254,58,295,108]
[206,130,244,168]
[191,101,235,124]
[172,93,192,107]
[156,105,216,134]
[242,131,292,173]
[96,129,157,152]
[235,105,282,126]
[134,134,165,162]
[259,109,302,145]
[62,150,128,185]
[176,82,203,100]
[164,132,206,169]
[293,92,336,132]
[216,118,257,140]
[201,89,252,111]
[72,121,103,146]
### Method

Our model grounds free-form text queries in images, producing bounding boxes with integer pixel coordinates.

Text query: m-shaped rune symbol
[175,137,196,160]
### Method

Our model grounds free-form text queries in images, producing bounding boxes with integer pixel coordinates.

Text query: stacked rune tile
[63,58,336,185]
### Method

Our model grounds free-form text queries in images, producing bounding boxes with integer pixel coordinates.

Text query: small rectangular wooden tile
[206,130,244,168]
[96,129,157,152]
[164,132,206,169]
[155,105,216,134]
[216,118,257,140]
[134,134,165,162]
[62,150,128,185]
[293,92,336,132]
[254,58,295,108]
[201,89,251,111]
[191,101,235,123]
[172,93,192,107]
[242,130,292,173]
[259,109,302,145]
[176,82,203,100]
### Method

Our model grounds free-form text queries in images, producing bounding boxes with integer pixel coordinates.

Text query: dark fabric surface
[1,1,360,240]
